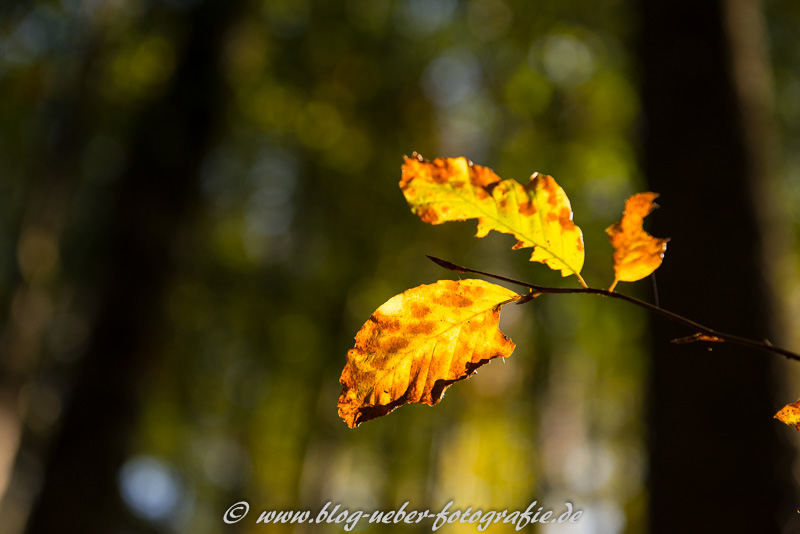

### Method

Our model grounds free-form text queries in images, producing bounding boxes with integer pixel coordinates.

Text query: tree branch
[427,255,800,363]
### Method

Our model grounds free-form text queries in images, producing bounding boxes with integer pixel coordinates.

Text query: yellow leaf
[338,279,520,428]
[606,192,669,285]
[400,153,585,279]
[775,399,800,431]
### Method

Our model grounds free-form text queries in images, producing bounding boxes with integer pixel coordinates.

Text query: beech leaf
[606,192,669,284]
[338,279,520,428]
[775,399,800,431]
[400,153,585,278]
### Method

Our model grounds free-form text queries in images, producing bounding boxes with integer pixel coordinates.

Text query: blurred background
[1,0,800,532]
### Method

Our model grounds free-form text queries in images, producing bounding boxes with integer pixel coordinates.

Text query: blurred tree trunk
[640,0,794,531]
[21,3,237,533]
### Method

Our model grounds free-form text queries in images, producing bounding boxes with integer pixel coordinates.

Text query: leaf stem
[426,255,800,363]
[575,272,589,289]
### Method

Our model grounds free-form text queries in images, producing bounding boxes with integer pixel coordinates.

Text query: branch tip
[426,255,467,273]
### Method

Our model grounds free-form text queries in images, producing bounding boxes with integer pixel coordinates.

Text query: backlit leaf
[606,192,669,285]
[338,279,520,428]
[400,153,585,278]
[775,399,800,431]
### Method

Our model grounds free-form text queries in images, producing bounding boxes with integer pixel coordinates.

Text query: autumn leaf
[400,153,585,281]
[338,279,520,428]
[775,399,800,431]
[606,192,669,288]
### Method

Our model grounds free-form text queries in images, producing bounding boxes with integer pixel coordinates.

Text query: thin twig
[426,255,800,363]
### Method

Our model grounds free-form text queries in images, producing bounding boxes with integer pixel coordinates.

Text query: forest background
[2,0,800,533]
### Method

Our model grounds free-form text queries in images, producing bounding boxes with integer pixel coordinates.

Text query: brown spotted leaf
[400,153,584,278]
[775,399,800,431]
[338,279,520,428]
[606,192,669,285]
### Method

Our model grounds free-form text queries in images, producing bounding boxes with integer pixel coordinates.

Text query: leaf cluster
[338,153,668,427]
[338,153,800,433]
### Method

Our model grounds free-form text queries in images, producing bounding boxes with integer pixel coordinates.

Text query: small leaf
[606,192,669,284]
[338,279,520,428]
[400,153,585,278]
[775,399,800,431]
[671,332,724,344]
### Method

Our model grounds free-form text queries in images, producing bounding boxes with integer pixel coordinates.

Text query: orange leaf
[775,399,800,431]
[606,192,669,284]
[671,332,724,344]
[400,153,585,279]
[338,279,520,428]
